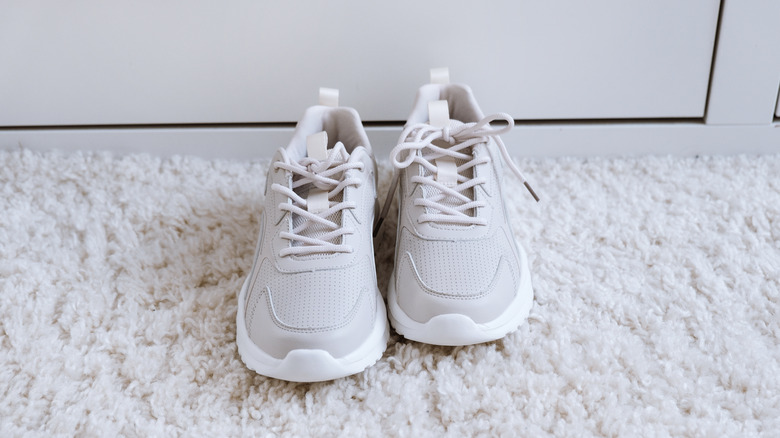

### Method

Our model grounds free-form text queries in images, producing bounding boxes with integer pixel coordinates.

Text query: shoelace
[272,142,364,256]
[373,113,538,236]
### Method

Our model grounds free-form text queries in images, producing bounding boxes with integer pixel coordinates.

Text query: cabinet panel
[0,1,719,125]
[705,0,780,125]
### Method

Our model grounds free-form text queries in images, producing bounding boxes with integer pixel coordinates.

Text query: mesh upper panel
[256,257,374,331]
[399,228,518,297]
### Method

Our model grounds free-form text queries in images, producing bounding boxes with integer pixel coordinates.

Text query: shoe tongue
[429,119,466,187]
[446,119,466,130]
[421,118,478,223]
[428,119,465,148]
[306,131,329,160]
[290,132,349,256]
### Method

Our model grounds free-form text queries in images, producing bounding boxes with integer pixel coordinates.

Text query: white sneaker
[377,70,538,346]
[237,89,388,382]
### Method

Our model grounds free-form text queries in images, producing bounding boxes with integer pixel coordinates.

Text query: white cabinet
[705,0,780,125]
[0,1,719,126]
[1,0,777,158]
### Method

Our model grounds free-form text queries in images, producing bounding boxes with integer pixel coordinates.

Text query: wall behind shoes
[0,0,778,157]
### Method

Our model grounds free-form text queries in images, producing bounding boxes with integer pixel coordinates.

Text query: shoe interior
[287,106,371,159]
[406,83,485,125]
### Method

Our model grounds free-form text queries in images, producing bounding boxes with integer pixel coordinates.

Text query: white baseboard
[1,122,778,160]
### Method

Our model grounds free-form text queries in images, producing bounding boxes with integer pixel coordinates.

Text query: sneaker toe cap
[244,281,377,360]
[395,250,519,324]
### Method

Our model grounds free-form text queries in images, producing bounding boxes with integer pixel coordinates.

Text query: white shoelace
[373,113,538,235]
[272,143,363,257]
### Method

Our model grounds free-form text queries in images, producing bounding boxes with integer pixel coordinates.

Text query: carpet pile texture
[1,149,778,436]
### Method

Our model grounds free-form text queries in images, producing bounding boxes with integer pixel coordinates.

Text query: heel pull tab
[430,67,450,85]
[319,87,339,107]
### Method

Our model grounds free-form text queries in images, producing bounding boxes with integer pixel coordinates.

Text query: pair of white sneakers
[236,69,538,382]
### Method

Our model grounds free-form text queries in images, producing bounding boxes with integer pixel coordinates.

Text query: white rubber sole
[388,246,534,346]
[236,277,389,382]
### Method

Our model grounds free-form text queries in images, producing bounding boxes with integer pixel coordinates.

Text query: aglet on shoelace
[272,143,364,256]
[373,113,538,237]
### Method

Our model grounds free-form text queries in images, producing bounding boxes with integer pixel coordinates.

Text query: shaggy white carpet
[0,149,778,437]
